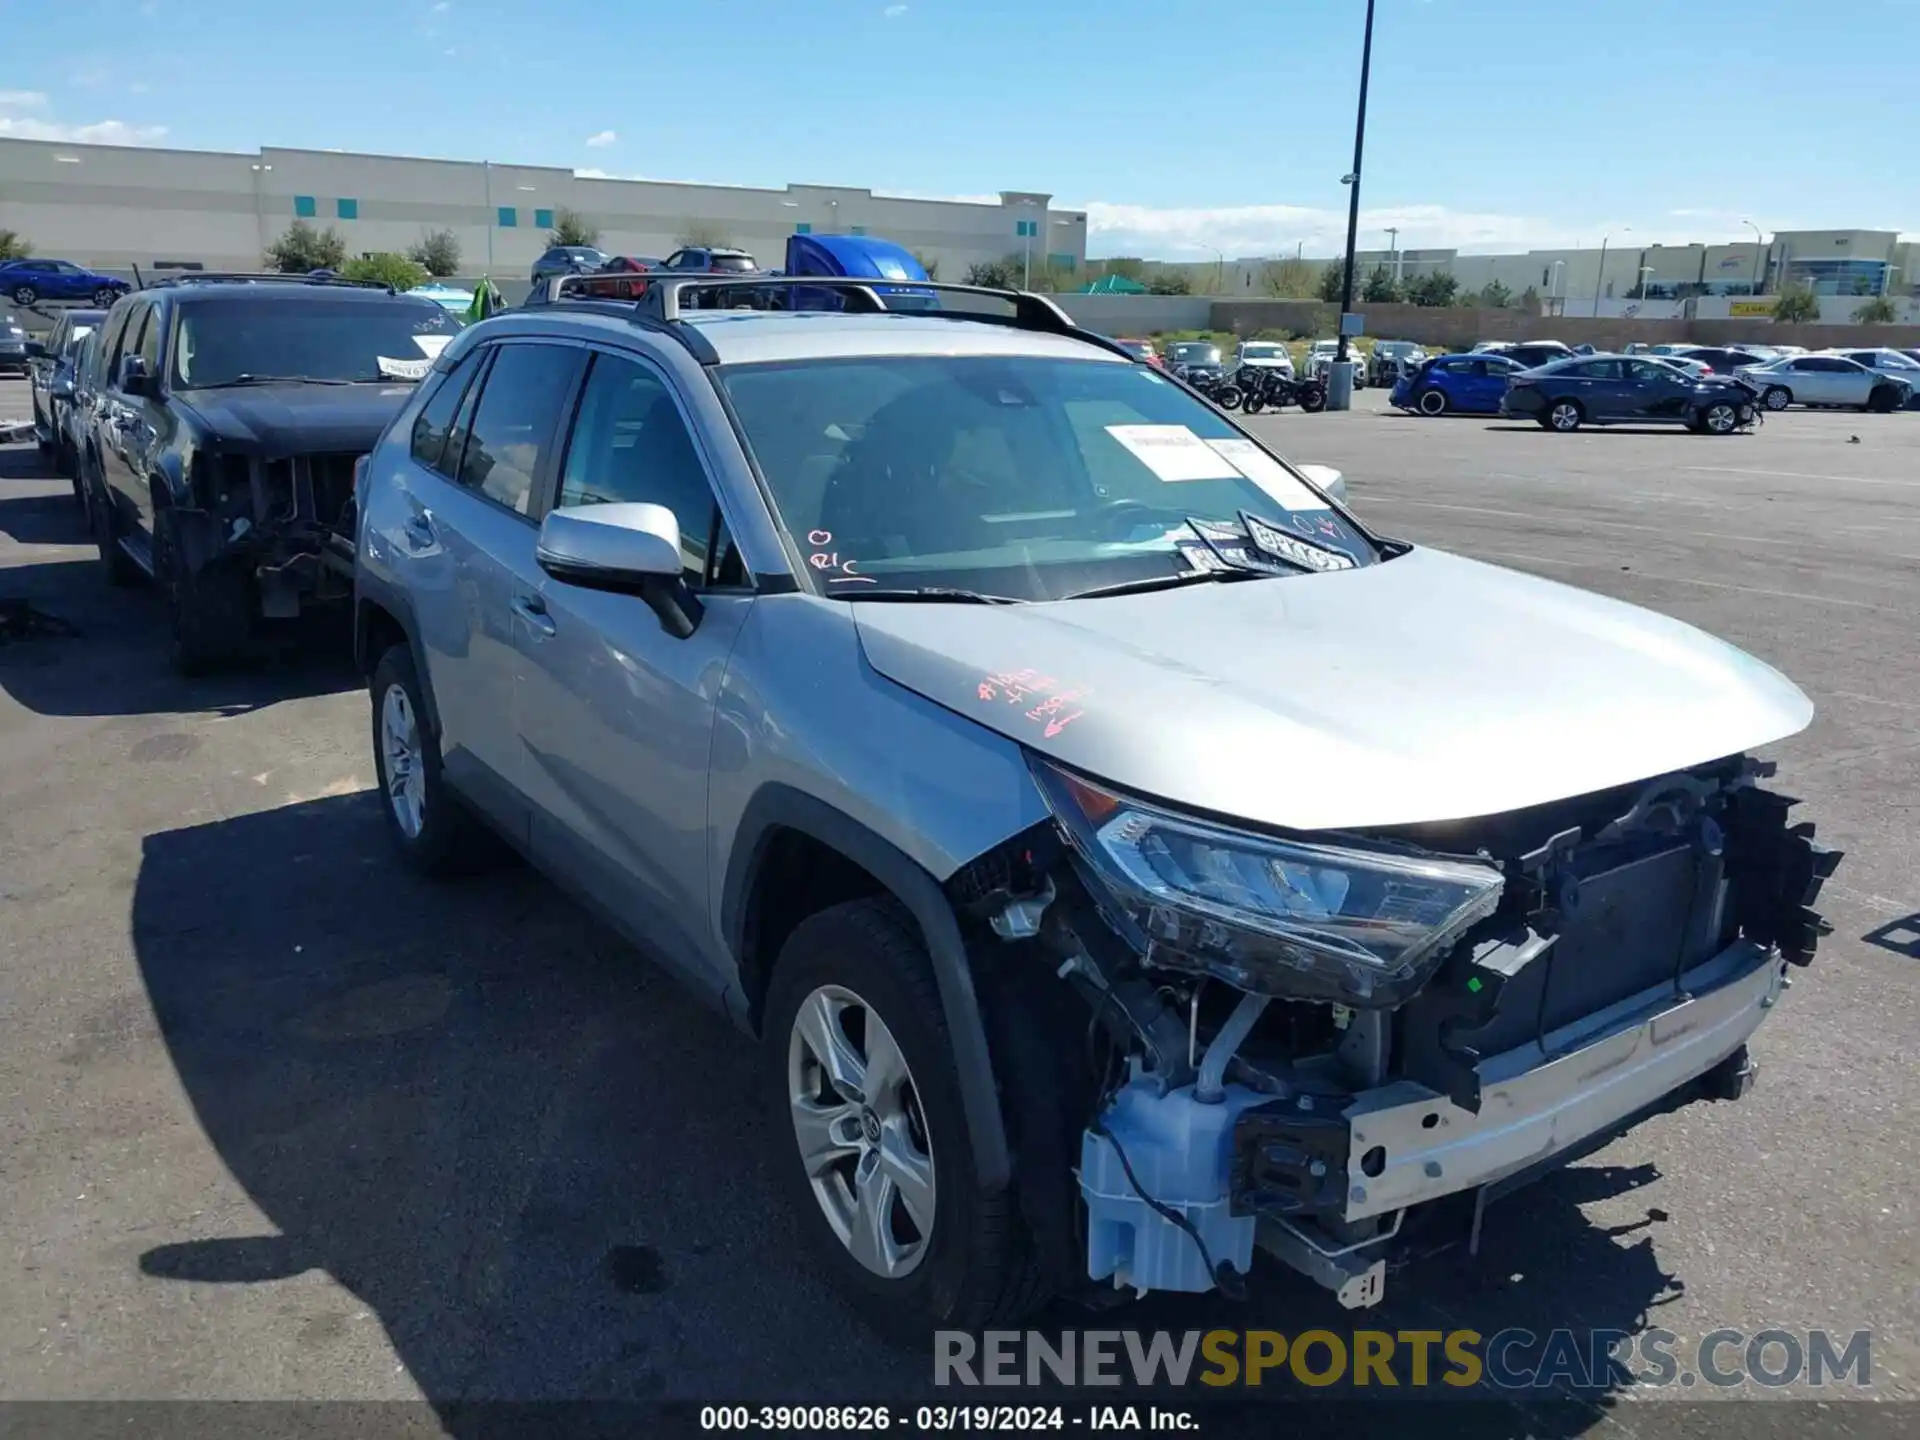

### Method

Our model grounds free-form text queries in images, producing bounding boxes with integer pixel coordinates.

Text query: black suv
[77,275,462,672]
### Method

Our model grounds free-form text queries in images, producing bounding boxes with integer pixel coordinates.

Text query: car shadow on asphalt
[0,486,83,546]
[124,793,1694,1425]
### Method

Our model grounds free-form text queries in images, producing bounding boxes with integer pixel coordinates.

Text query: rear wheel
[1298,383,1327,413]
[92,286,119,308]
[155,507,255,675]
[11,283,37,306]
[1762,385,1792,411]
[370,642,492,875]
[765,899,1045,1339]
[1545,399,1584,432]
[1214,386,1242,411]
[1417,388,1448,416]
[1242,393,1264,415]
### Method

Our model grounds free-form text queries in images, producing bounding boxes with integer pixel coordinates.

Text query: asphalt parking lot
[1,375,1914,1430]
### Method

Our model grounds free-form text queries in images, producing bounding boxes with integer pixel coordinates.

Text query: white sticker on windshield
[377,356,433,381]
[1105,424,1242,482]
[1205,438,1323,510]
[412,334,453,359]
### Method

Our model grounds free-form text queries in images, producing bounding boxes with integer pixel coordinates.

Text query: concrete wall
[0,136,1088,282]
[1050,293,1215,334]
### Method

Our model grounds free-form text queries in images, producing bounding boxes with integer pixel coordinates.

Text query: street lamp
[1385,226,1399,286]
[249,162,272,256]
[1550,258,1565,308]
[1593,227,1629,316]
[1330,0,1378,411]
[1205,244,1225,292]
[1743,219,1765,294]
[1637,265,1654,300]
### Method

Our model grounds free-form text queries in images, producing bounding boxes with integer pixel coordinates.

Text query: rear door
[383,338,585,838]
[98,301,155,533]
[1464,357,1512,409]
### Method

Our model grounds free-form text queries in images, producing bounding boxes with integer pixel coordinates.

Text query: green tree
[342,252,428,292]
[1850,275,1875,296]
[1478,280,1513,308]
[1259,258,1317,298]
[1361,264,1401,303]
[1771,287,1819,323]
[547,208,601,248]
[1517,285,1543,316]
[408,228,461,278]
[0,229,30,262]
[676,218,738,250]
[1147,270,1192,295]
[964,257,1019,288]
[1407,271,1460,307]
[263,220,347,273]
[1317,261,1347,302]
[911,251,939,281]
[1094,256,1148,283]
[1851,295,1897,324]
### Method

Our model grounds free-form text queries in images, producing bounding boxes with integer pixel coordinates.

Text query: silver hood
[852,546,1813,832]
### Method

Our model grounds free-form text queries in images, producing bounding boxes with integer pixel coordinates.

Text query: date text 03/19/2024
[698,1404,1199,1432]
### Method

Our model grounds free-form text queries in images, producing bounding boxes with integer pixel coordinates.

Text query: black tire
[1416,388,1448,416]
[369,642,493,876]
[92,286,119,308]
[1867,384,1900,415]
[11,284,37,306]
[1298,383,1327,413]
[1696,401,1740,435]
[765,898,1046,1340]
[1214,386,1241,411]
[1544,398,1584,432]
[1242,393,1264,415]
[1762,385,1791,412]
[155,507,255,675]
[90,467,142,587]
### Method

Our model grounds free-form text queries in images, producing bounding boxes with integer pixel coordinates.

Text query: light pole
[1637,265,1654,300]
[1593,227,1628,316]
[249,162,272,258]
[1021,200,1037,289]
[1550,258,1565,311]
[1385,226,1399,287]
[1206,244,1224,292]
[1330,0,1378,411]
[1743,219,1765,295]
[483,159,494,272]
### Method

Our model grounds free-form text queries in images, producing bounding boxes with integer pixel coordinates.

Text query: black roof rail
[137,271,398,294]
[529,272,1135,365]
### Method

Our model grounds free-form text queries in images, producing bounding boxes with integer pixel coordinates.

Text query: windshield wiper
[834,586,1025,605]
[195,374,355,388]
[1061,566,1276,601]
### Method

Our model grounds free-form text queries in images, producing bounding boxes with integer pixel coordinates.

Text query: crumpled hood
[853,547,1813,832]
[177,383,416,456]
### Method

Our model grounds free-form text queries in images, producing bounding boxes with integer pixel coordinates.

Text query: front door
[516,348,754,988]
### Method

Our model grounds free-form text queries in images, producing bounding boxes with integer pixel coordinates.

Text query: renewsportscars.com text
[934,1328,1872,1391]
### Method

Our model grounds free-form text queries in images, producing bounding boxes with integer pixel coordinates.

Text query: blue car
[1390,351,1525,416]
[0,257,129,308]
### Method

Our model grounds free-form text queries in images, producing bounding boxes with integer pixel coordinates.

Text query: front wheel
[1214,386,1242,411]
[1417,388,1448,416]
[155,508,255,675]
[1696,401,1740,434]
[1867,385,1901,414]
[766,899,1045,1337]
[1298,383,1327,413]
[1762,385,1792,411]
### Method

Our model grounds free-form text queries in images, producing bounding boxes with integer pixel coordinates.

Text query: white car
[1735,353,1913,412]
[1234,340,1295,380]
[1831,348,1920,404]
[1303,339,1363,387]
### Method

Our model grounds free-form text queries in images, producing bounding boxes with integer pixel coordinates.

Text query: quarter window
[557,352,725,582]
[455,343,579,517]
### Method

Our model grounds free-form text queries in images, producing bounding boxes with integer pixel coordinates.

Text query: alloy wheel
[380,682,427,839]
[787,983,936,1280]
[1550,402,1581,431]
[1704,404,1737,434]
[1764,387,1790,411]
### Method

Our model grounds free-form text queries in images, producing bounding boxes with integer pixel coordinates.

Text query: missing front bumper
[1340,939,1782,1222]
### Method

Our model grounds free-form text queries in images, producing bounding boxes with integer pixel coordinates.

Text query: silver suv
[352,277,1839,1334]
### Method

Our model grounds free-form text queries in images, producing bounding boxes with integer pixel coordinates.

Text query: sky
[3,0,1917,260]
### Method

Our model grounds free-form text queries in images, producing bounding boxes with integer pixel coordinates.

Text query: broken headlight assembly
[1033,762,1505,1008]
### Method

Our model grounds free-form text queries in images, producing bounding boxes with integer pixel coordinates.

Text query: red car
[1114,337,1166,369]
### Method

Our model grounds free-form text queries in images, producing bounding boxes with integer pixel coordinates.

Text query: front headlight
[1035,763,1504,1007]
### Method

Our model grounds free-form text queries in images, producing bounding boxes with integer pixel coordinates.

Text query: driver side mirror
[118,354,157,399]
[535,502,703,639]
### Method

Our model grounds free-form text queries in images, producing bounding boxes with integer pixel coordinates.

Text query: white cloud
[0,115,168,145]
[0,90,49,110]
[884,4,909,15]
[585,129,617,148]
[1071,198,1825,261]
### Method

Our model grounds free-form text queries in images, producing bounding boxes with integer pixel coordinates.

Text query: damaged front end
[958,755,1840,1310]
[179,445,365,617]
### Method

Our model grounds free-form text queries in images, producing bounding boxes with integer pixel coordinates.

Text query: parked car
[1830,348,1920,405]
[530,246,610,285]
[0,308,27,373]
[1302,339,1362,386]
[1366,340,1428,386]
[661,246,761,274]
[0,257,129,308]
[1163,341,1226,382]
[1671,346,1774,375]
[1480,340,1577,370]
[1733,354,1911,412]
[59,328,104,501]
[78,275,463,672]
[1501,354,1760,433]
[1233,340,1294,381]
[1390,351,1525,415]
[351,273,1836,1334]
[1652,355,1712,380]
[1112,337,1164,369]
[28,306,104,474]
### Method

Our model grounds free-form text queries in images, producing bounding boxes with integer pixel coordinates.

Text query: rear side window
[410,348,485,475]
[455,343,580,517]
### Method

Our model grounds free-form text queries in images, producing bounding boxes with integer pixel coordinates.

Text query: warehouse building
[0,136,1088,282]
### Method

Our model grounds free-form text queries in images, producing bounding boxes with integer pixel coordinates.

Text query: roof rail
[533,272,1135,363]
[137,271,397,294]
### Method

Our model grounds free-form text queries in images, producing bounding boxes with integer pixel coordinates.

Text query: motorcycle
[1178,366,1242,411]
[1237,365,1328,414]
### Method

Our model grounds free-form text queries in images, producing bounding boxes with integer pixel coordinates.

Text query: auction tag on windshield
[377,356,433,380]
[1106,424,1242,482]
[412,334,453,359]
[1206,438,1322,511]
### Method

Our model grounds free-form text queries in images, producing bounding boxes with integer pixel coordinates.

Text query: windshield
[1165,344,1219,364]
[170,298,462,388]
[718,355,1374,601]
[1238,344,1284,360]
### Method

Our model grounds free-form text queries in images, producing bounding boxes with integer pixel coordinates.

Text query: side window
[557,352,723,582]
[137,303,165,371]
[456,343,579,517]
[410,348,486,474]
[1628,360,1674,382]
[94,305,133,384]
[118,306,152,382]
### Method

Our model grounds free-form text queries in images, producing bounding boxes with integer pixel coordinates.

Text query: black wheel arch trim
[353,574,444,742]
[722,782,1012,1191]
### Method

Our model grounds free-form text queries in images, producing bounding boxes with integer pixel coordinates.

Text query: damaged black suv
[78,275,461,672]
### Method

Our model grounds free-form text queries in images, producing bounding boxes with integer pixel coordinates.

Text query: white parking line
[1685,465,1920,489]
